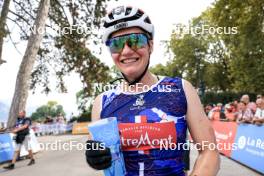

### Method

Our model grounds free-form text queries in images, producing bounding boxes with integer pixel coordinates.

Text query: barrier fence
[1,121,263,173]
[0,129,40,163]
[211,121,264,174]
[0,123,74,163]
[32,123,73,136]
[72,122,90,134]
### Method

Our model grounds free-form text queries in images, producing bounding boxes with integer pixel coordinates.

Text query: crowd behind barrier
[205,94,264,126]
[31,122,73,136]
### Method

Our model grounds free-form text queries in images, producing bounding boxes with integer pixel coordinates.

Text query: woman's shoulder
[158,75,185,83]
[158,76,189,89]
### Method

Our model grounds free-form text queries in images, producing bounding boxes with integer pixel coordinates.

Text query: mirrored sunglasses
[106,33,149,53]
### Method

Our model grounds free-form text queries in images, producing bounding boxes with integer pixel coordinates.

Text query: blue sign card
[88,117,126,176]
[0,133,14,163]
[231,124,264,174]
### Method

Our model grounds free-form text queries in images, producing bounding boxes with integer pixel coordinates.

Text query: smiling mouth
[120,58,139,64]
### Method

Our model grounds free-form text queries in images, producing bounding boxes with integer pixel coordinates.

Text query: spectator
[231,100,239,113]
[0,123,6,133]
[240,94,257,114]
[205,104,213,116]
[3,110,35,170]
[237,101,253,124]
[252,98,264,126]
[225,103,236,121]
[256,94,262,100]
[57,114,65,124]
[240,94,250,104]
[211,103,222,121]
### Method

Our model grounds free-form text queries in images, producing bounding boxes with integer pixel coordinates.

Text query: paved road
[0,135,262,176]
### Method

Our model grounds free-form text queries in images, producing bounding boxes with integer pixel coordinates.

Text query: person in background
[3,110,35,170]
[205,103,213,116]
[211,103,222,121]
[237,101,253,124]
[231,100,239,113]
[240,94,256,114]
[224,103,237,121]
[256,94,262,100]
[0,122,6,131]
[252,98,264,126]
[240,94,250,105]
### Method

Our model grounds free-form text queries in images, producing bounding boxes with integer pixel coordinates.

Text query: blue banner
[0,133,14,163]
[231,124,264,174]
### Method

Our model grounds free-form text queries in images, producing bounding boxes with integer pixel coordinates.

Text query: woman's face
[109,27,153,81]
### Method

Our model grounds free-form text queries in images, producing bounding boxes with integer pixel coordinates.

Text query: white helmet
[102,6,154,43]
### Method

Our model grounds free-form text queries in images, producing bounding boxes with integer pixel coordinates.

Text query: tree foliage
[75,65,120,114]
[209,0,264,92]
[152,0,264,94]
[7,0,51,127]
[2,0,112,96]
[31,100,66,121]
[1,0,113,125]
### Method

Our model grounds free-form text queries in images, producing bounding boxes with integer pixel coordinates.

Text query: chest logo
[133,95,145,107]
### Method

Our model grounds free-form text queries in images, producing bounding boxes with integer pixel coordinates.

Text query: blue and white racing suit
[101,77,188,176]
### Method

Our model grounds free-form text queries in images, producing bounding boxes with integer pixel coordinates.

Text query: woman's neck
[121,71,159,93]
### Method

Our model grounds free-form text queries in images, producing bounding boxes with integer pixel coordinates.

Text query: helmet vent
[108,12,114,20]
[144,17,151,24]
[125,7,132,16]
[135,9,144,18]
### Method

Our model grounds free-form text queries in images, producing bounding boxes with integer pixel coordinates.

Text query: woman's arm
[91,94,103,122]
[183,80,220,176]
[87,94,103,139]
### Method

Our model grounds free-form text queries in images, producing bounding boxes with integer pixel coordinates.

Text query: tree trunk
[0,0,11,65]
[7,0,50,128]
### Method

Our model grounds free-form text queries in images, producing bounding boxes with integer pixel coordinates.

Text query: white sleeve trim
[182,78,185,89]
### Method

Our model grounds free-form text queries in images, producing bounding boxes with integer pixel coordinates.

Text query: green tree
[4,0,112,127]
[31,101,66,121]
[208,0,264,92]
[150,63,172,77]
[76,65,123,115]
[153,1,264,94]
[8,0,50,127]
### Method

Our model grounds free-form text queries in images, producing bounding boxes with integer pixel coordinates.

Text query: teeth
[121,58,138,64]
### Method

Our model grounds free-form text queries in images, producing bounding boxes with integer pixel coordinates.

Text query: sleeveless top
[101,77,188,176]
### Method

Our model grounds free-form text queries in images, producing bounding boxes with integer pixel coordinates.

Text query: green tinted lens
[109,37,126,53]
[107,33,148,53]
[127,34,148,50]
